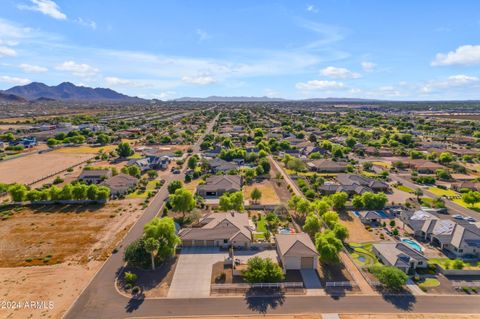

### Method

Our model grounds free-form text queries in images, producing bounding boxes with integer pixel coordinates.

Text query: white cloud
[421,74,478,93]
[75,18,96,30]
[296,80,344,90]
[361,61,375,72]
[0,75,31,85]
[320,66,360,79]
[196,29,211,42]
[18,0,67,20]
[181,75,216,85]
[432,45,480,66]
[56,61,99,77]
[19,63,48,73]
[0,46,17,57]
[307,5,318,13]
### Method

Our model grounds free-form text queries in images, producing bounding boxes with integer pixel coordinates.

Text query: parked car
[464,216,476,222]
[452,214,463,220]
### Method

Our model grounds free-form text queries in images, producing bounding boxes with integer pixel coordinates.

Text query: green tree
[219,191,244,212]
[462,191,480,207]
[242,257,284,283]
[147,169,158,179]
[323,211,339,228]
[303,213,322,237]
[87,184,98,200]
[144,237,160,270]
[117,142,134,158]
[332,223,349,242]
[96,133,110,145]
[168,180,183,194]
[369,265,407,290]
[8,184,28,202]
[72,184,88,200]
[143,217,181,260]
[438,152,454,164]
[169,188,196,218]
[250,187,262,204]
[124,239,151,268]
[315,231,343,263]
[329,192,348,211]
[187,155,198,170]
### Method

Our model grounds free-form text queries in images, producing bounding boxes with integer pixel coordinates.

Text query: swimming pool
[401,238,424,253]
[353,211,388,218]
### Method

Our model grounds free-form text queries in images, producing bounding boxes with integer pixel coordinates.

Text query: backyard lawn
[418,278,440,291]
[348,242,380,268]
[373,161,392,169]
[397,185,414,193]
[127,180,158,199]
[253,215,268,240]
[429,258,480,270]
[427,187,459,197]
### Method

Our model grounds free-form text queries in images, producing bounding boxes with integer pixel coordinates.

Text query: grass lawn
[453,198,480,211]
[349,242,380,268]
[127,153,143,159]
[427,187,459,197]
[361,171,378,178]
[397,185,414,193]
[127,180,158,199]
[243,181,280,205]
[373,161,392,169]
[421,197,434,207]
[184,179,201,193]
[429,258,480,270]
[419,278,440,290]
[285,168,336,177]
[54,145,117,154]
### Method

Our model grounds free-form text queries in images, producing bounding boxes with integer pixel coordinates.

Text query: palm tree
[144,237,160,270]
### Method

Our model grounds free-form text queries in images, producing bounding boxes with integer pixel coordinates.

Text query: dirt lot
[244,180,281,205]
[339,211,375,243]
[0,200,142,267]
[0,151,94,184]
[0,261,102,319]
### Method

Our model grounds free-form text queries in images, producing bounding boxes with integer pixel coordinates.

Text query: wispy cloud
[182,75,216,85]
[296,79,344,90]
[196,29,211,42]
[432,45,480,66]
[361,61,375,72]
[0,46,17,57]
[307,5,318,13]
[321,66,360,79]
[0,75,31,85]
[421,74,478,93]
[18,0,67,20]
[56,61,99,77]
[19,63,48,73]
[75,18,97,30]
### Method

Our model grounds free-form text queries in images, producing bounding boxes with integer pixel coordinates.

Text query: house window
[418,261,423,265]
[459,249,463,253]
[223,239,228,244]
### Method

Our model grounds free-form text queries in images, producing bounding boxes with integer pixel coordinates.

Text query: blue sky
[1,0,480,100]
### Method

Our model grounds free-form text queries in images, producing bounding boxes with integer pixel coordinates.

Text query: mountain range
[0,82,143,102]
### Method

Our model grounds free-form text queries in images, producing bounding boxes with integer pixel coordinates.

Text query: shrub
[124,271,138,284]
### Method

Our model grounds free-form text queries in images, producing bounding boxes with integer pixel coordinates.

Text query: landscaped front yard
[429,258,480,270]
[428,187,459,198]
[348,242,380,268]
[127,180,159,199]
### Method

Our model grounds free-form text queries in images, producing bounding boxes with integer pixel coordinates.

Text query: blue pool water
[401,238,423,252]
[353,211,388,218]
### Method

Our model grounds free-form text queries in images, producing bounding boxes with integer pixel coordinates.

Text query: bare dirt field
[0,200,142,267]
[244,180,281,205]
[0,261,102,319]
[0,151,94,184]
[339,211,375,243]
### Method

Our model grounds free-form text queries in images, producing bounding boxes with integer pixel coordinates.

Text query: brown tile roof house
[403,159,445,174]
[78,169,112,184]
[101,173,139,196]
[179,212,253,248]
[306,159,348,173]
[196,175,242,198]
[318,174,389,195]
[275,233,319,271]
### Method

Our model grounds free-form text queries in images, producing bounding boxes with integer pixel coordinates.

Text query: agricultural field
[0,151,94,184]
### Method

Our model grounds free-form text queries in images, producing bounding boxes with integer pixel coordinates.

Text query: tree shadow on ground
[125,292,144,313]
[379,288,417,311]
[244,288,285,314]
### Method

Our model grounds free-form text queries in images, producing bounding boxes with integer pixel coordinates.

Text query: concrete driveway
[167,247,227,298]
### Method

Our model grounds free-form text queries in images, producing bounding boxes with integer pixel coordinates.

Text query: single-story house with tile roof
[78,169,112,184]
[358,211,384,224]
[207,158,239,173]
[403,159,445,174]
[275,233,319,271]
[101,173,139,196]
[306,159,348,173]
[373,242,428,273]
[179,212,253,248]
[196,175,242,198]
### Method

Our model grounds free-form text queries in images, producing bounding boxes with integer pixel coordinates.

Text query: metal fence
[211,282,304,295]
[451,281,480,288]
[325,281,358,288]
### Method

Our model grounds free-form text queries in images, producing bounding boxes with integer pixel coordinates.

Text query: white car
[464,216,477,222]
[452,214,463,220]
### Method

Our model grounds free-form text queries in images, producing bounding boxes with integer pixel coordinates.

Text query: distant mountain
[0,91,28,103]
[174,96,287,102]
[5,82,143,102]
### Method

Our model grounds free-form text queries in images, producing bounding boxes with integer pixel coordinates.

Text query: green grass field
[397,185,414,193]
[349,242,380,267]
[427,187,458,197]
